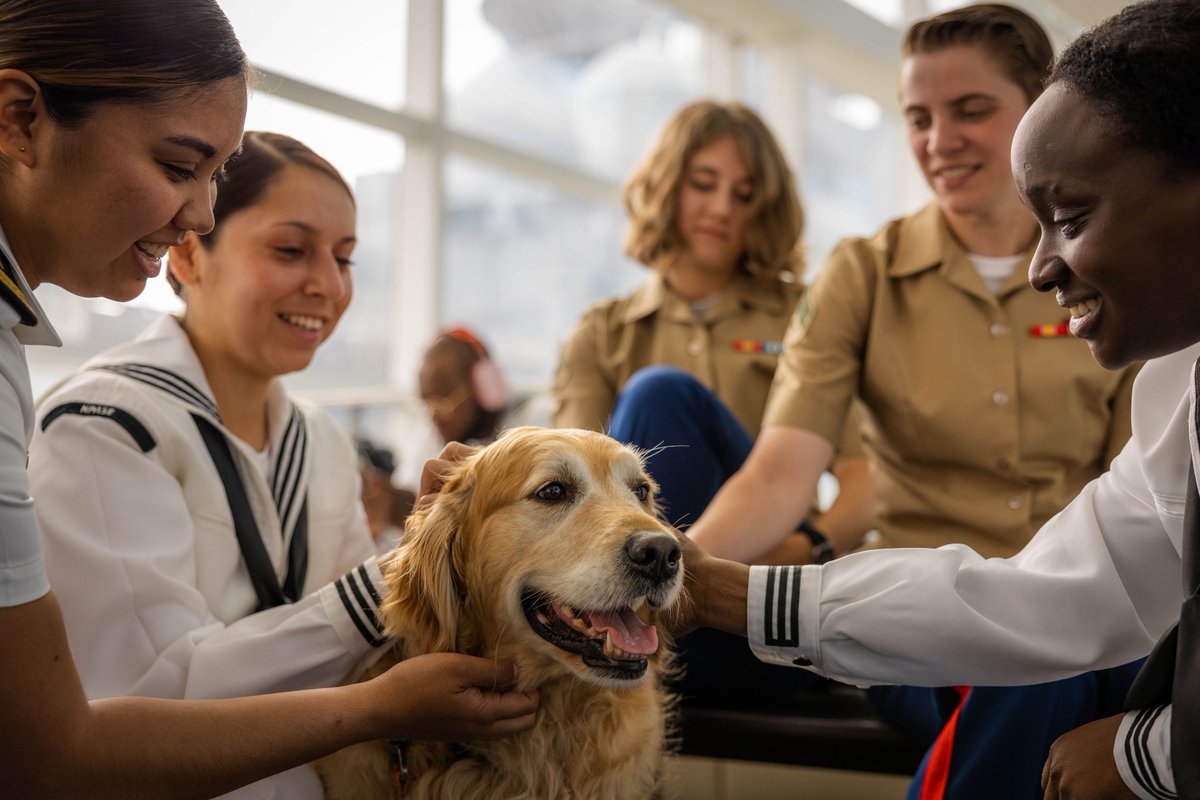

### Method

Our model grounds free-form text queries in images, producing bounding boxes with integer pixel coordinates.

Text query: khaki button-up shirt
[555,270,855,445]
[764,203,1138,558]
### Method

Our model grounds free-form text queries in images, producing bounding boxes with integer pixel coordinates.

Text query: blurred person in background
[357,438,413,554]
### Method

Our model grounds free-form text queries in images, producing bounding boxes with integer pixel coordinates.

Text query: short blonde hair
[622,100,803,279]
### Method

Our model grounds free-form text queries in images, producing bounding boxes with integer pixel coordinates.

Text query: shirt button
[992,390,1009,405]
[990,322,1007,337]
[1008,497,1023,510]
[687,338,704,356]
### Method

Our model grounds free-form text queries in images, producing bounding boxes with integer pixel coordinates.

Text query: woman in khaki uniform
[553,100,870,546]
[686,6,1140,800]
[553,99,870,703]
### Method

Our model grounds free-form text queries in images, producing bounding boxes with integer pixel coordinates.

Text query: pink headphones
[440,327,510,413]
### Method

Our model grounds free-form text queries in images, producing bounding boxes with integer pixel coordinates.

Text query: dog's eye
[534,481,571,503]
[634,483,651,503]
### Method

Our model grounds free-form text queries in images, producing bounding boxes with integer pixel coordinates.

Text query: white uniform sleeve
[1116,705,1176,800]
[33,407,386,701]
[748,435,1182,687]
[0,332,47,606]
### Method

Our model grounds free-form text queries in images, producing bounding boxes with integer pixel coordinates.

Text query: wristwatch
[797,519,835,565]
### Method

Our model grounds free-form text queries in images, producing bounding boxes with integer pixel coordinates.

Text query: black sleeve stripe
[358,564,383,607]
[345,570,385,635]
[1124,705,1176,800]
[763,565,801,647]
[41,402,156,453]
[338,573,388,647]
[336,579,382,646]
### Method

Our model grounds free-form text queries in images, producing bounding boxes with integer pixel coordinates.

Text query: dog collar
[389,739,409,798]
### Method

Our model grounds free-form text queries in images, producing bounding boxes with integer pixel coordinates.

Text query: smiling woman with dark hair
[30,131,540,800]
[680,1,1200,798]
[0,5,536,795]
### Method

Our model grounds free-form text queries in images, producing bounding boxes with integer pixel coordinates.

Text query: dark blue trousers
[608,365,754,530]
[608,365,825,702]
[870,661,1143,800]
[608,366,1145,797]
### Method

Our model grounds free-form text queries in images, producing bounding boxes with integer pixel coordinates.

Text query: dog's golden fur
[317,427,684,800]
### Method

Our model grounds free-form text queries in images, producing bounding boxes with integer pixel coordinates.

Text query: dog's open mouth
[521,590,657,680]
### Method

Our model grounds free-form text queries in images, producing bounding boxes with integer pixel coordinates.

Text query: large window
[441,155,639,388]
[802,76,911,276]
[39,0,1101,415]
[220,0,409,108]
[445,0,704,181]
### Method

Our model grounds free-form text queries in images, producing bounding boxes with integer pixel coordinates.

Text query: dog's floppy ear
[381,463,474,655]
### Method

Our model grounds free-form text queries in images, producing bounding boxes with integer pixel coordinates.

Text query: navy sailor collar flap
[86,316,312,579]
[97,361,312,554]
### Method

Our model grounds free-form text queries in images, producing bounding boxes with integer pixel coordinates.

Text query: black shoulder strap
[192,413,301,610]
[282,496,309,602]
[41,402,156,452]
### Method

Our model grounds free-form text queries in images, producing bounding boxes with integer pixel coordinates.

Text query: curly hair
[622,100,803,280]
[903,3,1053,104]
[1050,0,1200,174]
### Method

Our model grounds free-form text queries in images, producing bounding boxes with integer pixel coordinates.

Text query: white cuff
[1116,705,1175,800]
[746,564,822,669]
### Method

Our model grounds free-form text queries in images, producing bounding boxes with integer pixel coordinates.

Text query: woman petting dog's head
[385,426,684,690]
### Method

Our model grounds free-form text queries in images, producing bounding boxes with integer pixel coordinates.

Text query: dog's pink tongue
[588,608,658,655]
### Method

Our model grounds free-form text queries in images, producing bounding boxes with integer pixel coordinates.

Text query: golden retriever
[317,426,684,800]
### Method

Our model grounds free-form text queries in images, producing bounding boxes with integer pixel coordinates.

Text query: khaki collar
[888,202,1034,303]
[620,270,792,325]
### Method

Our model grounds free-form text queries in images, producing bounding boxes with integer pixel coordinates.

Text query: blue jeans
[608,365,825,703]
[608,365,754,530]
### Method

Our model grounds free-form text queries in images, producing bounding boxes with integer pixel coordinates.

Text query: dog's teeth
[601,634,629,659]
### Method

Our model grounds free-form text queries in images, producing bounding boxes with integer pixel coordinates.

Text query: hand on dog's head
[381,427,684,692]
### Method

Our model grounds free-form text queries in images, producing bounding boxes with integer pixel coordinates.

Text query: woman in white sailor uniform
[0,7,533,797]
[35,132,419,799]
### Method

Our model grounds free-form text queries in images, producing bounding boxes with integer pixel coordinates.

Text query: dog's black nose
[624,531,681,584]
